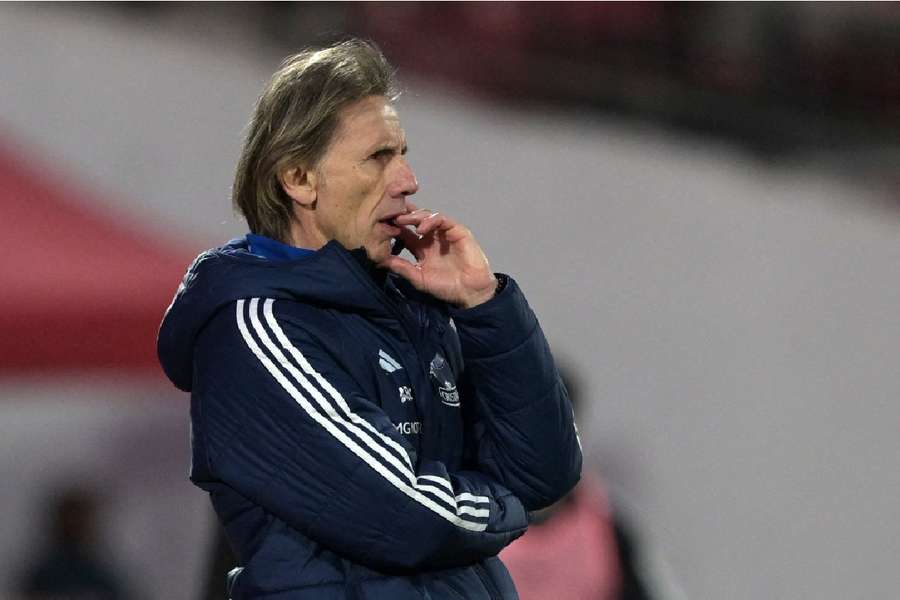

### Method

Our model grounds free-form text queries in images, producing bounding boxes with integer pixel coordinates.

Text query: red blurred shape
[0,137,194,377]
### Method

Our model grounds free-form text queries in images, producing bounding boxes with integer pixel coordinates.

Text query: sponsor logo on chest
[395,421,421,435]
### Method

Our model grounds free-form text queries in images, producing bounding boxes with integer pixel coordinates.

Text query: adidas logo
[378,349,402,373]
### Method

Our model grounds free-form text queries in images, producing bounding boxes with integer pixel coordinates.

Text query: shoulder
[200,297,343,354]
[193,297,352,418]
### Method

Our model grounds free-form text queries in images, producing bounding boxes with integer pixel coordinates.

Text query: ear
[279,165,318,208]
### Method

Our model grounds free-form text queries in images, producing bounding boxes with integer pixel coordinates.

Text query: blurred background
[2,2,899,599]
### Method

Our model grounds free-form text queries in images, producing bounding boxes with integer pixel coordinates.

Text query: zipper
[337,249,434,397]
[338,250,497,599]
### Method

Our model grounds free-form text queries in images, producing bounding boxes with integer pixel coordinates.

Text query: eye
[369,148,393,161]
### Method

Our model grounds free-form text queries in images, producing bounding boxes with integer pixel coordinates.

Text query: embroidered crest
[429,353,460,407]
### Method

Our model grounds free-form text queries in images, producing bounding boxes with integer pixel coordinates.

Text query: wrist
[457,275,502,309]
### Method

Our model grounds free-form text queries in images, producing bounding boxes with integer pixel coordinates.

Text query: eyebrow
[369,142,408,155]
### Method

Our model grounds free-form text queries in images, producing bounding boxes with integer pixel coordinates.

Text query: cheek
[320,167,382,241]
[354,176,384,225]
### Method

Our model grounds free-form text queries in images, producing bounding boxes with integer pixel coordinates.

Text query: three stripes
[235,298,491,532]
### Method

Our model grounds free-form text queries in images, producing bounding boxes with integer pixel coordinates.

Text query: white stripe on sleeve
[263,299,414,474]
[250,299,413,483]
[259,298,491,525]
[418,475,454,493]
[237,298,489,531]
[456,492,491,505]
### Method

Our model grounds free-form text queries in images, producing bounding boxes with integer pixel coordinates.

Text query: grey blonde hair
[232,39,398,242]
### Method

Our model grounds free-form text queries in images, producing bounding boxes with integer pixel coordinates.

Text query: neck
[289,215,327,250]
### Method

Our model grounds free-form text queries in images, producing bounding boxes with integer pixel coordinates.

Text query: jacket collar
[158,237,403,391]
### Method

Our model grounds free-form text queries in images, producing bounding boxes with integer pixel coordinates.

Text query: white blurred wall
[3,5,899,599]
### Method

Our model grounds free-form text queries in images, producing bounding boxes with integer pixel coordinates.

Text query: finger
[394,208,434,226]
[394,210,449,237]
[412,212,451,237]
[394,210,468,241]
[378,255,426,290]
[414,212,469,241]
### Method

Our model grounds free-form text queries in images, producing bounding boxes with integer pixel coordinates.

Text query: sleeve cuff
[448,275,537,359]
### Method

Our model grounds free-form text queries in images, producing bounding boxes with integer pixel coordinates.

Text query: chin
[365,241,392,264]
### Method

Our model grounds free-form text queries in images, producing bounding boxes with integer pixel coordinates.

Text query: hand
[377,202,497,309]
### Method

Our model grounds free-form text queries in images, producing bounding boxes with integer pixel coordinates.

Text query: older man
[158,39,581,599]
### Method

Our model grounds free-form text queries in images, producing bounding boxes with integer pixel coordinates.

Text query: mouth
[377,210,407,235]
[377,218,402,237]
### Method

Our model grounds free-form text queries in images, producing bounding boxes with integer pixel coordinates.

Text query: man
[158,39,581,599]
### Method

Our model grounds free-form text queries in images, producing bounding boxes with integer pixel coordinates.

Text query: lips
[379,209,406,225]
[378,209,407,234]
[378,221,401,237]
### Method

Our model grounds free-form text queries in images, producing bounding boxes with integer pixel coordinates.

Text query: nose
[388,158,418,198]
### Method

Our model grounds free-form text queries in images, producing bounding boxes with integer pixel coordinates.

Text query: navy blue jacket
[158,237,582,599]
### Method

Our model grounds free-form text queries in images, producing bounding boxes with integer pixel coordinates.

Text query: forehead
[331,95,403,148]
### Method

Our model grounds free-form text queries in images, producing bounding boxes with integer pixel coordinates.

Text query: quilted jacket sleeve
[191,297,528,573]
[450,276,583,511]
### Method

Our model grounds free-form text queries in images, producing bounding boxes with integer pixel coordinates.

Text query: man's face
[310,95,417,263]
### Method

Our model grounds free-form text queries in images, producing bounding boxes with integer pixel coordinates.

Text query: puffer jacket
[157,237,582,599]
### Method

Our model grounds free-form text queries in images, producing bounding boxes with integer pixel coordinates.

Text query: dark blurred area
[88,1,900,197]
[357,3,900,157]
[111,2,900,162]
[17,487,129,600]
